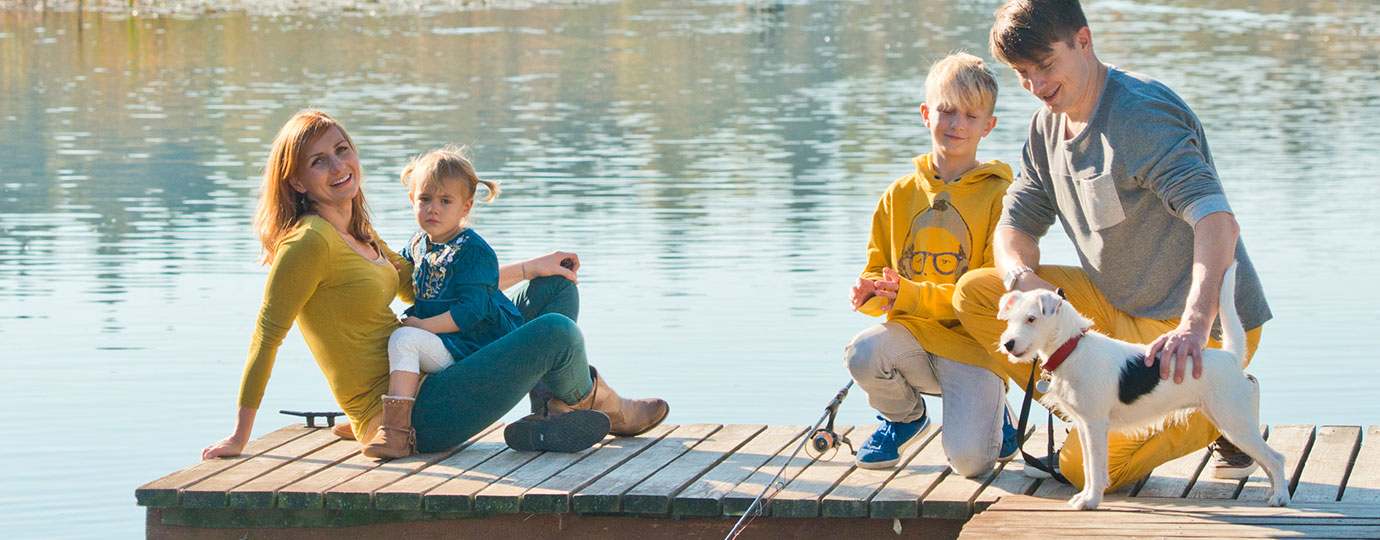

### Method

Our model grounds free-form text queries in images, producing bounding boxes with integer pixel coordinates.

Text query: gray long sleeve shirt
[999,67,1271,332]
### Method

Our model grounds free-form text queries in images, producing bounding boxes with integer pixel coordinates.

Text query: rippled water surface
[2,1,1379,537]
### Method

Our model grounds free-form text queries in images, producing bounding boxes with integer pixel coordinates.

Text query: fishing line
[723,381,853,540]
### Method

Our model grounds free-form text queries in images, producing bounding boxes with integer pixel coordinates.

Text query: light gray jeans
[844,322,1009,477]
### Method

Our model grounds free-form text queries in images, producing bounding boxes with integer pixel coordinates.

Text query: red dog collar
[1041,333,1084,373]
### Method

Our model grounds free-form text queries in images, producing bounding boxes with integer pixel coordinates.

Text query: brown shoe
[1212,374,1261,479]
[331,420,355,440]
[548,366,668,437]
[1209,437,1258,479]
[361,396,416,459]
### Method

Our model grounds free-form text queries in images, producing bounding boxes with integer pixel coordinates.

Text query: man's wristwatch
[1003,265,1034,291]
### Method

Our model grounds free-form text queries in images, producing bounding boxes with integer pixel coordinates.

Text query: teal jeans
[412,276,593,453]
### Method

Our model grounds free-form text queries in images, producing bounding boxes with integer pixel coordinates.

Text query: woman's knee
[531,275,578,298]
[527,313,584,347]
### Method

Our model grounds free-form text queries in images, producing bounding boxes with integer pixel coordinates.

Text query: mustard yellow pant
[953,265,1262,492]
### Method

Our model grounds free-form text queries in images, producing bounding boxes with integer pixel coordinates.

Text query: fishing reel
[808,428,852,457]
[805,382,855,460]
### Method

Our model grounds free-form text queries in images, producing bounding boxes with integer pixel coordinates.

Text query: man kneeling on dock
[952,0,1272,492]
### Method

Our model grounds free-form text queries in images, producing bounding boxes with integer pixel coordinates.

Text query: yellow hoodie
[859,154,1020,380]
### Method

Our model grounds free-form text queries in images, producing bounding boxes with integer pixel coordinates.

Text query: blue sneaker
[855,410,931,470]
[998,402,1019,461]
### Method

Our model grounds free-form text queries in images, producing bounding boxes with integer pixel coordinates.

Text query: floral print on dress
[408,230,470,301]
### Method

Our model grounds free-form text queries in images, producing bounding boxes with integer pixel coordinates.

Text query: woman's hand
[202,435,246,459]
[524,251,580,284]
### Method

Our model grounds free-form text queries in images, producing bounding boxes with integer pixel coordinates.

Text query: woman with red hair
[202,110,666,459]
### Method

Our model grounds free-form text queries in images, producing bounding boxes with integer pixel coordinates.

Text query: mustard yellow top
[858,154,1022,381]
[237,216,414,441]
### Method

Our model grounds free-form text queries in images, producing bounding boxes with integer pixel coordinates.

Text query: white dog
[996,263,1288,510]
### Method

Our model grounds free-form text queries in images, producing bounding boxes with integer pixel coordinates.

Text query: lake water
[2,0,1378,537]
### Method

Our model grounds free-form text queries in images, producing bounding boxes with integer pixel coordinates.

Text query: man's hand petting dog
[1011,271,1058,293]
[1146,323,1210,384]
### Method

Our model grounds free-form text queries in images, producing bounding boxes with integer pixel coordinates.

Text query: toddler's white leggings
[388,326,456,374]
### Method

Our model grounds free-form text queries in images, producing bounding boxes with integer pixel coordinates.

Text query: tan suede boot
[331,421,355,440]
[548,367,668,437]
[361,396,416,459]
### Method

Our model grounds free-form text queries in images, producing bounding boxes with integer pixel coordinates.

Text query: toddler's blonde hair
[925,52,999,115]
[400,145,500,208]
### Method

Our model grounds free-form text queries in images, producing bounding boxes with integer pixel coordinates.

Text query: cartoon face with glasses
[897,194,973,281]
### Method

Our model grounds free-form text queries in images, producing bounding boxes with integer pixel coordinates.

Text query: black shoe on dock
[503,410,611,453]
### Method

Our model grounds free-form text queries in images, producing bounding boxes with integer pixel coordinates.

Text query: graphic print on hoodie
[898,193,973,282]
[855,154,1021,377]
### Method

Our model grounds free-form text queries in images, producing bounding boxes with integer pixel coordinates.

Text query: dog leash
[1015,365,1071,485]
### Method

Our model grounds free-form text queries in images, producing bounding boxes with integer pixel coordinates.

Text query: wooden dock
[137,423,1379,539]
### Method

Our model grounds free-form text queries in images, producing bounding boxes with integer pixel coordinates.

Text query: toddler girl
[363,146,524,459]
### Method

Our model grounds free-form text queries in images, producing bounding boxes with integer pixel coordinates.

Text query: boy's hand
[850,277,877,310]
[852,268,901,312]
[873,268,900,312]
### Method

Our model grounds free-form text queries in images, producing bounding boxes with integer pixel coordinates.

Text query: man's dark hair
[989,0,1089,66]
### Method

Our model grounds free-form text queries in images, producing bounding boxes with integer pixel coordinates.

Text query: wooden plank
[720,425,851,517]
[1238,424,1315,503]
[672,425,805,517]
[1342,426,1380,503]
[181,428,339,508]
[1134,446,1210,498]
[960,496,1380,540]
[972,424,1047,513]
[424,445,547,512]
[986,496,1380,516]
[371,427,509,511]
[275,442,387,509]
[227,439,360,508]
[924,423,1038,519]
[966,511,1380,526]
[1293,425,1361,503]
[768,425,863,518]
[135,425,311,507]
[1187,425,1270,500]
[522,423,675,514]
[962,523,1380,539]
[923,467,1000,519]
[472,437,610,514]
[622,424,765,515]
[869,428,951,518]
[325,423,502,510]
[571,424,721,514]
[821,424,937,518]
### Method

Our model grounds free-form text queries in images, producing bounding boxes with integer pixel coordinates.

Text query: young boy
[844,52,1024,475]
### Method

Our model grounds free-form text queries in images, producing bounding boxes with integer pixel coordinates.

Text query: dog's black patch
[1118,354,1161,404]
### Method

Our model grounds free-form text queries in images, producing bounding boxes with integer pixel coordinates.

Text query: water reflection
[2,1,1379,538]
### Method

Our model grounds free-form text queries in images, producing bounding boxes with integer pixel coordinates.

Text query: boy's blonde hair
[400,145,500,206]
[925,52,999,115]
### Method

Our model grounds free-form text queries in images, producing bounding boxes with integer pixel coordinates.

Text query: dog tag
[1035,379,1050,393]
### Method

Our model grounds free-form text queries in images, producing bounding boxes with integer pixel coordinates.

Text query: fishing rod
[723,380,854,540]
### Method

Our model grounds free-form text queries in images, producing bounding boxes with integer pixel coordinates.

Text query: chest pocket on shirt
[1074,172,1125,231]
